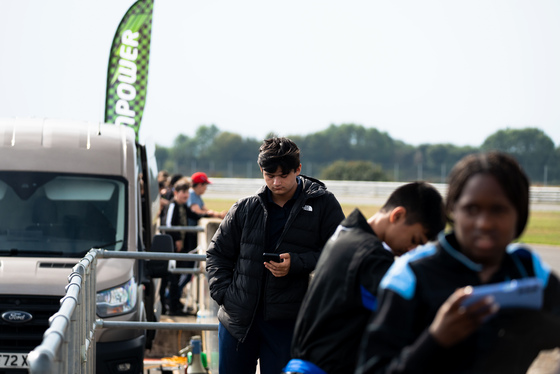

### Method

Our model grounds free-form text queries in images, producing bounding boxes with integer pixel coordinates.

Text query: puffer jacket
[206,175,345,342]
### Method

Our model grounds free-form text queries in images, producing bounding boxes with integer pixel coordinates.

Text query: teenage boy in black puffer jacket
[206,137,345,374]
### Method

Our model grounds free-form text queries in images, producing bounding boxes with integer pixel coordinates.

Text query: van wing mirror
[147,234,174,278]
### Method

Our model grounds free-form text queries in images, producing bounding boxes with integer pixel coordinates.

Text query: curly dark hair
[257,137,301,174]
[446,151,530,238]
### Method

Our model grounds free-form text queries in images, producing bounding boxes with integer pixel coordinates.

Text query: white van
[0,118,170,374]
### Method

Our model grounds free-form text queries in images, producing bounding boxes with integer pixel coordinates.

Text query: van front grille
[0,295,61,351]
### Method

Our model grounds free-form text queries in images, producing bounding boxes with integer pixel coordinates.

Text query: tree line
[154,124,560,185]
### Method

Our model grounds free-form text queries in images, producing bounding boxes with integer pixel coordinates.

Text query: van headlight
[96,278,138,317]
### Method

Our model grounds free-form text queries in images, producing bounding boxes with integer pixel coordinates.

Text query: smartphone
[263,252,282,263]
[461,277,543,310]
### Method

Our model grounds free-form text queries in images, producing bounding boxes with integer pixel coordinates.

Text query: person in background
[188,171,227,219]
[165,173,184,200]
[157,170,170,224]
[159,173,183,224]
[283,182,446,374]
[158,170,170,189]
[206,137,345,374]
[355,151,560,374]
[160,177,207,316]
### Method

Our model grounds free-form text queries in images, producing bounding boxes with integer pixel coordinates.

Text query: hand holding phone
[263,252,282,263]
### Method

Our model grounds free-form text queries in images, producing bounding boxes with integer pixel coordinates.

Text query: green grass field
[205,198,560,246]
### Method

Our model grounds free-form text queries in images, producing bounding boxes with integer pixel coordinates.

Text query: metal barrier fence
[28,250,98,374]
[27,220,221,374]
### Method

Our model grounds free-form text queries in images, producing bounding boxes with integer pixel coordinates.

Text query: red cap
[191,172,211,184]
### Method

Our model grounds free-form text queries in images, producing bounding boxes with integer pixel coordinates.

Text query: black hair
[257,137,301,174]
[445,151,529,238]
[169,173,184,187]
[381,181,446,241]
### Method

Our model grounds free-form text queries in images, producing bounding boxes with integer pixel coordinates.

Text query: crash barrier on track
[27,218,221,374]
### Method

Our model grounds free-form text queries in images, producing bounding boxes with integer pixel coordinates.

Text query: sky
[1,0,559,148]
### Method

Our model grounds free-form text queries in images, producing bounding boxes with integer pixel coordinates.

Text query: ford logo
[2,311,33,324]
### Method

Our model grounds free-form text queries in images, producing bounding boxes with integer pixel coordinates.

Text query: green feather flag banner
[104,0,154,139]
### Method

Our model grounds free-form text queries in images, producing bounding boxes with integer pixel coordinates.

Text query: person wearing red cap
[191,171,211,185]
[188,172,227,220]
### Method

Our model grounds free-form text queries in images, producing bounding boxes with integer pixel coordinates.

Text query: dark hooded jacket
[291,209,396,373]
[205,175,345,342]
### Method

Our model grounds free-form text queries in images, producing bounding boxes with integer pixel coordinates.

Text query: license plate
[0,353,29,368]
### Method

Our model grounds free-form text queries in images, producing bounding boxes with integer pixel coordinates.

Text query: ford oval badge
[2,311,33,324]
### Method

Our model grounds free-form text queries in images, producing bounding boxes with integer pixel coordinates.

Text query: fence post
[66,269,82,374]
[84,250,98,373]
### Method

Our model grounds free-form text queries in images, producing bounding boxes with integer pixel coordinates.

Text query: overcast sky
[1,0,559,148]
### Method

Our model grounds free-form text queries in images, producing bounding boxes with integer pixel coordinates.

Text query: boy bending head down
[285,181,445,374]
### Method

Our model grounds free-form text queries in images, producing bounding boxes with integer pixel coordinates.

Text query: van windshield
[0,172,126,257]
